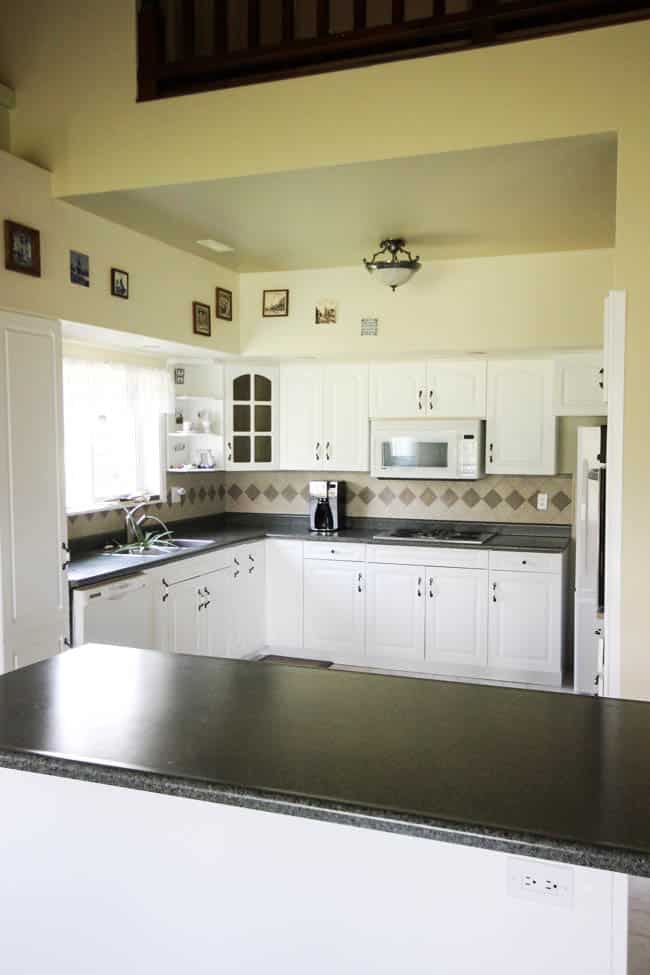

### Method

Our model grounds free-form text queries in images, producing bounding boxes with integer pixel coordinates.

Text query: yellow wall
[240,250,613,359]
[0,151,240,354]
[2,8,650,697]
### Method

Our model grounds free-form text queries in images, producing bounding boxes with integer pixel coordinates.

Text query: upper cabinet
[280,363,369,471]
[225,365,278,471]
[554,352,607,416]
[486,360,557,475]
[370,360,486,419]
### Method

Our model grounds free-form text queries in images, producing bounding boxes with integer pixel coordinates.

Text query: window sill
[66,497,161,517]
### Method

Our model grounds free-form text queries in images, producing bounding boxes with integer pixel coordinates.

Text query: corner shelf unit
[162,362,225,479]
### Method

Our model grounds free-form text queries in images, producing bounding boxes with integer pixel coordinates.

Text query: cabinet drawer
[489,550,562,574]
[368,545,488,570]
[303,541,366,562]
[159,548,233,585]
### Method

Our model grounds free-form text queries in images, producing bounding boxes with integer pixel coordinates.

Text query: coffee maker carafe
[308,480,344,534]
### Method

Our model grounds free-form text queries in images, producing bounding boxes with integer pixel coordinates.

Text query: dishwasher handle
[102,576,149,600]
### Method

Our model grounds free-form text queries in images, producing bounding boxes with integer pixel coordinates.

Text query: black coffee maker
[308,480,345,534]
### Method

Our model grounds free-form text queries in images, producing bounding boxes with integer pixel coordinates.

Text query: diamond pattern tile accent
[441,488,458,508]
[281,485,298,502]
[359,487,375,505]
[399,487,416,506]
[505,490,524,510]
[264,484,279,501]
[228,484,242,500]
[245,484,260,501]
[300,485,311,502]
[462,488,480,508]
[483,489,502,509]
[208,485,217,501]
[188,488,197,503]
[378,487,396,506]
[552,490,571,512]
[218,484,226,500]
[420,487,436,506]
[346,488,357,502]
[198,486,207,501]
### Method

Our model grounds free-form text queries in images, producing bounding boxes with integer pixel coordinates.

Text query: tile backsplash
[67,470,573,540]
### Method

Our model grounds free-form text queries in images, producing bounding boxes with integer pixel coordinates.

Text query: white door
[266,539,304,651]
[165,577,201,654]
[303,560,365,661]
[0,312,68,672]
[486,359,557,475]
[201,567,231,659]
[426,360,487,418]
[488,570,562,679]
[369,362,426,418]
[322,364,369,471]
[279,363,323,470]
[365,563,425,664]
[425,568,488,670]
[554,352,606,416]
[225,365,278,471]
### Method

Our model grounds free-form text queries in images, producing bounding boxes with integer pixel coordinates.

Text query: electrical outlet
[169,486,186,504]
[507,858,573,908]
[536,492,548,511]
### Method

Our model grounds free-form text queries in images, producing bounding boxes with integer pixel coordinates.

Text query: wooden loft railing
[137,0,650,101]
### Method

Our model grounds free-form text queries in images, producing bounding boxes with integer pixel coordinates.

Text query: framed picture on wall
[70,250,90,287]
[111,267,129,299]
[216,286,232,321]
[192,301,211,337]
[263,289,289,317]
[4,220,41,277]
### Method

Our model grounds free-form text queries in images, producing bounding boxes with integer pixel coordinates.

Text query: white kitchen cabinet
[487,568,563,684]
[200,568,231,659]
[426,359,487,418]
[0,312,68,672]
[229,541,266,658]
[369,362,426,418]
[486,359,557,475]
[266,539,304,651]
[365,563,425,663]
[163,576,202,654]
[425,567,488,670]
[225,365,278,471]
[303,559,365,661]
[554,352,606,416]
[279,363,369,471]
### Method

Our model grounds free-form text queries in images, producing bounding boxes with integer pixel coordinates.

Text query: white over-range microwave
[370,420,485,480]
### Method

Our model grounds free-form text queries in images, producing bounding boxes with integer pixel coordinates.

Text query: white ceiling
[68,133,617,273]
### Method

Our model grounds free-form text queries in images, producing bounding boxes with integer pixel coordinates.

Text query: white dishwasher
[72,573,156,649]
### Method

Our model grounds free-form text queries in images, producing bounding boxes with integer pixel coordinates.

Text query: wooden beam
[214,0,229,55]
[137,0,165,101]
[248,0,260,48]
[181,0,196,60]
[354,0,367,31]
[392,0,405,25]
[316,0,330,37]
[282,0,295,42]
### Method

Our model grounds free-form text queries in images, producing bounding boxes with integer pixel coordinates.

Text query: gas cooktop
[372,527,497,545]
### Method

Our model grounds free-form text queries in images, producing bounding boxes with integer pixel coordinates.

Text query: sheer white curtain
[63,358,173,512]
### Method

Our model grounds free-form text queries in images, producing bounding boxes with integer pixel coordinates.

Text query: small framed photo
[70,250,90,287]
[263,289,289,317]
[192,301,211,337]
[315,300,337,325]
[111,267,129,299]
[216,286,232,321]
[4,220,41,277]
[174,367,185,385]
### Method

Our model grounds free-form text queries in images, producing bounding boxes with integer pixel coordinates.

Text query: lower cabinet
[365,564,425,664]
[161,567,230,657]
[266,539,304,651]
[425,567,488,670]
[229,541,266,659]
[303,559,366,661]
[487,569,563,683]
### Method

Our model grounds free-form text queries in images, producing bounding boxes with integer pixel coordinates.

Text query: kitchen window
[63,357,173,513]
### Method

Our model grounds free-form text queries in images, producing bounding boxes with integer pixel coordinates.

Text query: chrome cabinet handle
[204,600,211,609]
[62,541,70,553]
[162,577,169,588]
[315,442,320,462]
[227,441,232,461]
[428,576,434,598]
[61,559,71,571]
[249,566,255,573]
[488,442,494,464]
[417,576,422,598]
[234,569,240,578]
[249,554,255,562]
[325,441,331,461]
[357,571,363,593]
[418,389,423,411]
[234,557,240,566]
[162,592,169,603]
[492,582,497,603]
[428,389,434,411]
[598,367,605,390]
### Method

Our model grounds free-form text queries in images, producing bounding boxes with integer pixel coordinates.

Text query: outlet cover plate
[507,857,574,908]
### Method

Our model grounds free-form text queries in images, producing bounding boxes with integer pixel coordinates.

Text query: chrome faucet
[122,501,171,545]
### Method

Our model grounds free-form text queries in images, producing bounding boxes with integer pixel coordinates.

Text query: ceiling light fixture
[363,238,421,291]
[196,239,234,254]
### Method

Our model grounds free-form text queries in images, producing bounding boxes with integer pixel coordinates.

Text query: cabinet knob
[417,576,422,598]
[418,389,423,411]
[428,389,434,410]
[234,557,240,566]
[249,554,255,562]
[249,566,255,573]
[315,442,320,462]
[61,559,71,571]
[492,582,497,603]
[227,442,232,461]
[325,441,331,461]
[521,560,527,565]
[488,443,494,464]
[162,593,168,603]
[234,569,240,578]
[357,571,363,593]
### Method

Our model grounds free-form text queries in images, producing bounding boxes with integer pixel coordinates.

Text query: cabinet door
[230,543,266,658]
[425,568,488,669]
[0,313,68,672]
[225,365,278,471]
[201,568,231,659]
[554,352,606,416]
[369,362,426,418]
[266,539,304,651]
[322,364,369,471]
[164,578,201,654]
[426,360,487,418]
[279,363,323,470]
[488,570,563,680]
[365,564,425,664]
[486,360,557,475]
[303,560,365,661]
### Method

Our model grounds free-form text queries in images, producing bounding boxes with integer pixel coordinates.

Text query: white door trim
[603,290,626,698]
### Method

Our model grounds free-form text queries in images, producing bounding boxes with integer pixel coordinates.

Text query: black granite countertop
[0,645,648,876]
[68,514,570,589]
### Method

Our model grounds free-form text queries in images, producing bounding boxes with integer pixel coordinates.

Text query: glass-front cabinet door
[225,365,278,470]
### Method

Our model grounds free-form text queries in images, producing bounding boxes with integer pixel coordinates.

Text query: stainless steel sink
[107,538,214,557]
